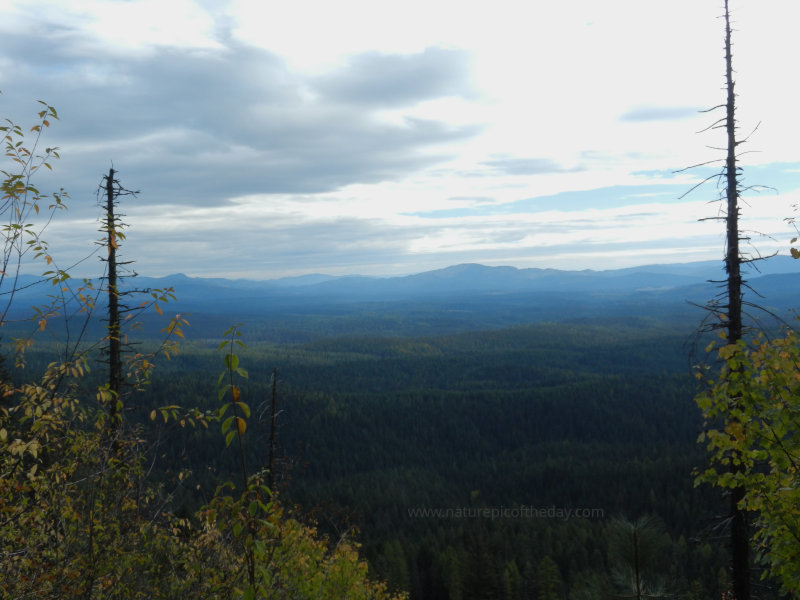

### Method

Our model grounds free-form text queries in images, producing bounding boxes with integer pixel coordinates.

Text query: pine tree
[535,555,564,600]
[606,516,672,600]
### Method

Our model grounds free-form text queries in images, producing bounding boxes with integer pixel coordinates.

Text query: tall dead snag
[97,169,182,431]
[721,4,749,598]
[689,2,751,597]
[723,5,742,349]
[99,168,140,426]
[104,168,122,416]
[684,2,757,597]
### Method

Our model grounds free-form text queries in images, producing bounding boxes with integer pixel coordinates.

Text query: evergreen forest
[5,307,776,599]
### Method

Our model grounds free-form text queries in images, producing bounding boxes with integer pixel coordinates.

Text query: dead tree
[104,168,122,411]
[99,168,139,426]
[679,2,769,596]
[685,3,752,597]
[720,5,750,598]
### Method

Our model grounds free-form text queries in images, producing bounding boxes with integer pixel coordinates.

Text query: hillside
[5,257,799,341]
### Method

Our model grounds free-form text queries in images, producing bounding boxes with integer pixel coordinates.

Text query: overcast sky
[2,0,799,279]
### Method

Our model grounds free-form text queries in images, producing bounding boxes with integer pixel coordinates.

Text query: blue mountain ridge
[4,256,799,320]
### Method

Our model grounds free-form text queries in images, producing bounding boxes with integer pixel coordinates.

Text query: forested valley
[8,309,747,599]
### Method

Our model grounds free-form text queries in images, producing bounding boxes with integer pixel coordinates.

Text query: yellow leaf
[154,303,163,315]
[236,416,246,435]
[232,385,240,402]
[150,409,157,421]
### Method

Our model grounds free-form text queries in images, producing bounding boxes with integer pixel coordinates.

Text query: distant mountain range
[4,257,799,338]
[137,255,800,306]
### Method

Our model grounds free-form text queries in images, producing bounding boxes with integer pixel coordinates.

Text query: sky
[1,0,799,279]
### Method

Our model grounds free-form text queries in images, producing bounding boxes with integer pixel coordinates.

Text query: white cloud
[1,0,798,279]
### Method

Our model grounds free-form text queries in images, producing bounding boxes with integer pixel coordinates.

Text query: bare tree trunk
[105,168,122,422]
[722,2,749,598]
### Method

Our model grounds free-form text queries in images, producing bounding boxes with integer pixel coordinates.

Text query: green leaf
[221,415,234,434]
[224,353,239,371]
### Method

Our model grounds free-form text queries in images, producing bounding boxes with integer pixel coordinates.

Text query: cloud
[480,158,582,176]
[1,33,480,215]
[313,47,475,107]
[619,106,701,122]
[410,184,692,220]
[3,0,798,280]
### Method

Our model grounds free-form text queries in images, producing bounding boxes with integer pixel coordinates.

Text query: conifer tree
[606,516,672,600]
[535,555,564,600]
